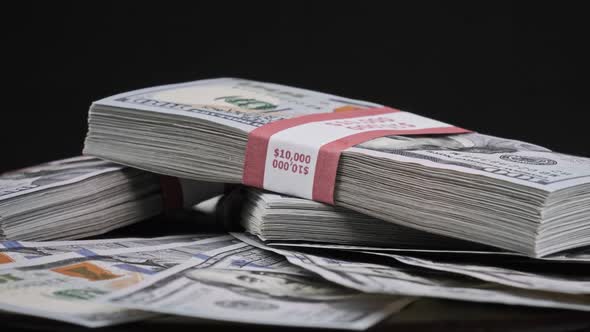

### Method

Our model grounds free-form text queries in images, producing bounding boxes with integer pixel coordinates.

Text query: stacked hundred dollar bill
[84,78,590,257]
[238,188,491,249]
[0,156,222,240]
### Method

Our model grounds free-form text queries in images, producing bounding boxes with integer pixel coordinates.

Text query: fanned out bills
[102,240,413,330]
[0,235,411,329]
[83,78,590,257]
[0,156,223,241]
[0,234,236,327]
[233,233,590,311]
[365,251,590,294]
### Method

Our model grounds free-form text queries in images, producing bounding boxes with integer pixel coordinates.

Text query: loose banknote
[268,242,590,262]
[103,241,413,330]
[0,235,204,267]
[0,234,236,327]
[232,233,590,311]
[365,251,590,294]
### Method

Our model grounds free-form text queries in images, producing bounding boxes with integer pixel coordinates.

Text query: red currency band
[312,125,473,203]
[159,175,183,210]
[243,106,471,205]
[243,107,399,189]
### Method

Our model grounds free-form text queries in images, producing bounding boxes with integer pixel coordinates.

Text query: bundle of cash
[239,188,490,249]
[0,156,223,240]
[83,78,590,257]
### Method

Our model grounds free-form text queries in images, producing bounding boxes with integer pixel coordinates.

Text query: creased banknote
[0,234,235,327]
[232,233,590,311]
[104,241,413,330]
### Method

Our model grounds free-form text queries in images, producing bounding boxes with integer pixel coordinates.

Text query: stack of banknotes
[0,78,589,328]
[0,157,223,241]
[83,78,590,257]
[239,188,490,249]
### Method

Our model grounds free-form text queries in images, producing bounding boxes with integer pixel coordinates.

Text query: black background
[3,2,589,173]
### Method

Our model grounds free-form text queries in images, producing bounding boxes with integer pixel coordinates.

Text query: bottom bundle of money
[239,188,491,249]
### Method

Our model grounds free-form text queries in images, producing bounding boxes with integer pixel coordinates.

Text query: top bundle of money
[83,78,590,257]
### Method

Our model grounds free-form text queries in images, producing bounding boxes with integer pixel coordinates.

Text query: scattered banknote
[103,241,413,330]
[0,234,235,326]
[364,251,590,294]
[84,78,590,257]
[232,233,590,311]
[267,242,590,262]
[0,234,219,269]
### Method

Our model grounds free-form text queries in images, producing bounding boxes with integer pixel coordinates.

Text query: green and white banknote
[103,240,413,330]
[0,234,235,327]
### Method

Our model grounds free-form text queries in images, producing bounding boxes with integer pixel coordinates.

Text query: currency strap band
[159,175,184,210]
[243,107,471,205]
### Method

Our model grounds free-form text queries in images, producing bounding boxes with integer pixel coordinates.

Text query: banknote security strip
[243,107,470,204]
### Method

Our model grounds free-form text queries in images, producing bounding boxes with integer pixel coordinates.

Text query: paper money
[365,251,590,294]
[0,234,220,269]
[238,188,489,249]
[0,234,235,326]
[232,233,590,311]
[84,78,590,257]
[266,242,590,262]
[0,156,224,241]
[104,241,413,330]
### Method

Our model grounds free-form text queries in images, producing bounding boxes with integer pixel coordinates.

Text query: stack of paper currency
[239,188,490,249]
[83,78,590,257]
[0,157,164,240]
[0,156,223,240]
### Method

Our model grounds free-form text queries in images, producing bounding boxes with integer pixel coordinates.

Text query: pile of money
[1,234,589,329]
[0,156,223,240]
[239,188,489,249]
[0,235,412,329]
[1,77,589,328]
[83,78,590,257]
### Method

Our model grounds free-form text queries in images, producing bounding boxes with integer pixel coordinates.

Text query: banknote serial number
[272,149,311,175]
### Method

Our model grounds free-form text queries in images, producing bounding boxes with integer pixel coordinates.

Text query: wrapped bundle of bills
[239,188,490,250]
[83,78,590,257]
[0,156,222,240]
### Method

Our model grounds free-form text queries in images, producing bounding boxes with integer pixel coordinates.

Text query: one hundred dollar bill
[232,233,590,311]
[0,234,235,327]
[103,241,413,330]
